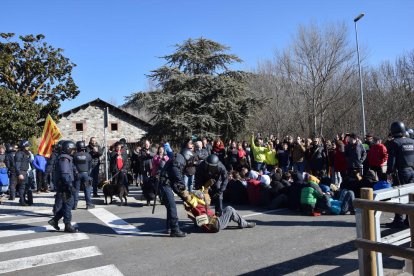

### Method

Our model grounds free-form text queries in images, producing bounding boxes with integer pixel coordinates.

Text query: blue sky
[2,0,413,113]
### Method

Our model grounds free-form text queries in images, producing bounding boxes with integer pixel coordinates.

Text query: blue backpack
[0,167,9,187]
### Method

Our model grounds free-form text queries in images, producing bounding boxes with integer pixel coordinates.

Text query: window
[111,123,118,131]
[75,123,84,132]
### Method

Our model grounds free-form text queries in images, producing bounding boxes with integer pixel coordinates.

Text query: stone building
[58,98,151,145]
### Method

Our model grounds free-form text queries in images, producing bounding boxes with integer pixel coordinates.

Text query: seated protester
[184,190,255,233]
[288,172,305,211]
[223,171,248,205]
[361,169,378,189]
[340,170,363,198]
[373,172,392,191]
[268,171,291,209]
[300,174,324,216]
[329,188,356,215]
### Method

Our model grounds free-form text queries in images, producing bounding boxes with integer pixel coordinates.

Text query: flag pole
[103,107,109,181]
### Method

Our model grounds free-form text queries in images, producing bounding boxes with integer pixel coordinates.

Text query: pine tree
[128,38,258,142]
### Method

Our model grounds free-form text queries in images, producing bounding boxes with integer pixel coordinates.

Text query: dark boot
[170,230,186,237]
[48,218,60,230]
[64,223,78,233]
[27,190,33,205]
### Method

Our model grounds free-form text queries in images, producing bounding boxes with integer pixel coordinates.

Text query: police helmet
[205,154,219,174]
[76,141,86,151]
[180,148,194,162]
[407,128,414,139]
[61,140,76,155]
[55,140,66,153]
[19,140,31,149]
[390,121,406,137]
[5,144,14,153]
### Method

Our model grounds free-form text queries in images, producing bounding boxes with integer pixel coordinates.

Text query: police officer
[161,148,195,237]
[387,121,414,228]
[5,144,17,200]
[48,140,78,233]
[73,141,94,210]
[45,140,66,192]
[86,137,103,197]
[194,154,228,216]
[15,140,33,206]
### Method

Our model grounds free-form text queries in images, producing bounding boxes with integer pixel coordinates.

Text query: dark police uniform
[161,153,189,237]
[15,150,32,206]
[73,151,93,208]
[194,160,228,216]
[51,153,76,228]
[387,136,414,184]
[5,149,16,200]
[387,136,414,225]
[45,150,59,192]
[86,144,103,196]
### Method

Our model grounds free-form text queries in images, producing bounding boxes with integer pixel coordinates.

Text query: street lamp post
[354,13,366,137]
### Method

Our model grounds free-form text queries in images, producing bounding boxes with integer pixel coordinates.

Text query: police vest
[393,138,414,168]
[74,153,89,173]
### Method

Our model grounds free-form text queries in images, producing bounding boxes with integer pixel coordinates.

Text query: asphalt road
[0,186,406,276]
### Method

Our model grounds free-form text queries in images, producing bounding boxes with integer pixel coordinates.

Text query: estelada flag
[38,115,62,158]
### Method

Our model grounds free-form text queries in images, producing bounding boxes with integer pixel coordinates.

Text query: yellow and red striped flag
[38,114,62,158]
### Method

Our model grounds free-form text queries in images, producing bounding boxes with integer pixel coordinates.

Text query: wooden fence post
[408,193,414,274]
[360,188,377,276]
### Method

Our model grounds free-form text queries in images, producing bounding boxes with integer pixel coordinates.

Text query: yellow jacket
[250,135,268,163]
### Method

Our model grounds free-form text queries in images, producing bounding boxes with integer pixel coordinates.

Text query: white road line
[0,216,51,228]
[0,233,89,253]
[57,264,124,276]
[88,208,140,235]
[242,208,287,218]
[0,209,52,220]
[0,246,101,274]
[0,223,76,239]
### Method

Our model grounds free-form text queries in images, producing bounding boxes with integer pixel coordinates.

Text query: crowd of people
[1,121,414,234]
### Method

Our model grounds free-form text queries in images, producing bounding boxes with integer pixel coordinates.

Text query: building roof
[60,98,152,127]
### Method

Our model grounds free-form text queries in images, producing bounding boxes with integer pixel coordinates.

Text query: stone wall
[58,104,148,145]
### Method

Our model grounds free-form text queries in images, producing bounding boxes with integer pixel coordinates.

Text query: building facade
[58,98,151,146]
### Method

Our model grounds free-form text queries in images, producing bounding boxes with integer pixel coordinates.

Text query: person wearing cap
[344,133,367,177]
[15,140,33,206]
[194,154,228,216]
[386,121,414,228]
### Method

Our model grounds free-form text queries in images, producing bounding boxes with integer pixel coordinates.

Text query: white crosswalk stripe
[0,246,102,274]
[57,264,124,276]
[0,216,51,228]
[0,233,89,253]
[88,208,141,235]
[0,223,75,239]
[0,209,125,275]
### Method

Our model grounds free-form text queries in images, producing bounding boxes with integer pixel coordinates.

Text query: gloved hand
[177,183,186,192]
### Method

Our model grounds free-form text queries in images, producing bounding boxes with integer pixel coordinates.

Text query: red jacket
[367,143,388,167]
[333,148,347,172]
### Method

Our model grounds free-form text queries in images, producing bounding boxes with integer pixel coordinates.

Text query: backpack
[0,167,9,192]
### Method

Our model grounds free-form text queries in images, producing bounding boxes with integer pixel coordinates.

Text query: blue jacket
[33,154,47,173]
[164,142,174,159]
